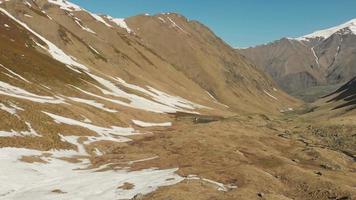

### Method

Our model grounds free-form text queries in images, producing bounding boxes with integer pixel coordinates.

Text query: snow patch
[0,8,88,72]
[24,14,33,18]
[128,156,159,165]
[0,102,16,115]
[166,16,187,34]
[74,74,205,114]
[23,1,32,7]
[68,97,117,113]
[0,80,65,104]
[107,16,132,33]
[0,147,184,199]
[0,122,41,137]
[73,16,96,34]
[88,45,100,55]
[0,64,30,83]
[263,90,278,101]
[0,101,23,115]
[132,120,172,127]
[43,111,136,143]
[186,175,237,192]
[158,17,166,23]
[311,47,320,68]
[205,91,229,108]
[89,13,112,27]
[47,0,82,12]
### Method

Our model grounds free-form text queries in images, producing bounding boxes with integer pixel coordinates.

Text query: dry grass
[100,114,356,200]
[118,182,135,190]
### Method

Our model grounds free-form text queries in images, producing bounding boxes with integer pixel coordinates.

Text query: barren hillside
[0,1,354,200]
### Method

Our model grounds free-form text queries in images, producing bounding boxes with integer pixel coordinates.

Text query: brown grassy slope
[8,0,299,114]
[126,13,300,113]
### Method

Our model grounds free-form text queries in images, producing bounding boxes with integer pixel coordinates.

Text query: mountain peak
[297,18,356,41]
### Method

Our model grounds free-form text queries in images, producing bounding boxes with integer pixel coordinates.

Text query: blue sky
[71,0,356,48]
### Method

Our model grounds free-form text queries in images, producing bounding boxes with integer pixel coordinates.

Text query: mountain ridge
[239,18,356,101]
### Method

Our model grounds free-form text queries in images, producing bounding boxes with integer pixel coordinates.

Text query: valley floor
[120,112,356,200]
[1,108,355,200]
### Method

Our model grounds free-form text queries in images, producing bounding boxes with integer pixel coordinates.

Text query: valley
[0,0,355,200]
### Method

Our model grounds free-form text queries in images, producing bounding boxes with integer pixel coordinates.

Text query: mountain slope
[239,19,356,101]
[126,13,299,113]
[309,76,356,119]
[0,0,305,199]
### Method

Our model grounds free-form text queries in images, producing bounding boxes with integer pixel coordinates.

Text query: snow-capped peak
[297,18,356,41]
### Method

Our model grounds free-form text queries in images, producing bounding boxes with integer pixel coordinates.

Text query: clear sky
[70,0,356,48]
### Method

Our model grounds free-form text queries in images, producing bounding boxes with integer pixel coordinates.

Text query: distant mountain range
[239,19,356,101]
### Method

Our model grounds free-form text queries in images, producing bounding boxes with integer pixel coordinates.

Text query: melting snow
[334,38,343,59]
[263,90,278,101]
[167,16,188,34]
[0,147,184,199]
[107,16,132,33]
[0,8,88,72]
[23,1,32,7]
[88,45,100,55]
[0,122,41,137]
[73,16,96,34]
[0,64,30,83]
[205,91,229,108]
[158,16,166,23]
[47,0,82,12]
[68,97,117,113]
[115,77,205,111]
[0,102,16,115]
[59,134,88,155]
[280,107,294,113]
[89,13,112,27]
[82,116,92,123]
[72,73,204,114]
[311,47,320,68]
[132,120,172,127]
[186,175,237,192]
[0,102,23,115]
[0,80,65,104]
[43,111,136,143]
[127,156,159,165]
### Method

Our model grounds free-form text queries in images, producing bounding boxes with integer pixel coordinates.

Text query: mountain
[299,78,356,161]
[1,1,355,200]
[0,0,302,199]
[308,76,356,119]
[325,77,356,111]
[239,19,356,102]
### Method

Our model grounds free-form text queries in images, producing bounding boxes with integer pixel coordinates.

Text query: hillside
[0,1,355,200]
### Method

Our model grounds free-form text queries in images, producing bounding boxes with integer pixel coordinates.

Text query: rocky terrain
[239,19,356,102]
[0,0,355,200]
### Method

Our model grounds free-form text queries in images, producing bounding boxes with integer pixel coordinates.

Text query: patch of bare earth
[118,182,135,190]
